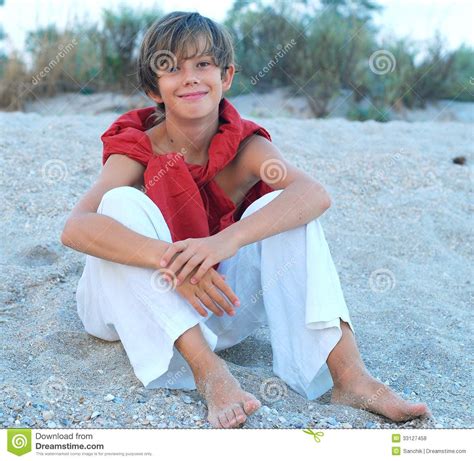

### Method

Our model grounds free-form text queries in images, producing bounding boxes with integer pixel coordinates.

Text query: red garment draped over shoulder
[101,97,274,243]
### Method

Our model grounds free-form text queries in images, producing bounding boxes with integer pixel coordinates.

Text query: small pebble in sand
[452,156,466,165]
[181,395,193,404]
[42,410,54,421]
[22,417,34,426]
[104,394,115,401]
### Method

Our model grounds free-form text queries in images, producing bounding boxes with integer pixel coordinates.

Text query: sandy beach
[0,95,472,430]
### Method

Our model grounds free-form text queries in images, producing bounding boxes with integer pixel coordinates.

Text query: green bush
[225,1,377,116]
[409,34,456,107]
[301,8,376,116]
[224,0,307,90]
[441,45,474,102]
[98,6,159,90]
[12,6,161,105]
[1,0,472,119]
[365,38,418,109]
[346,105,391,122]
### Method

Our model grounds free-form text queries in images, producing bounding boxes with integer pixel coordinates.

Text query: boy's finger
[168,250,195,279]
[176,260,199,284]
[160,242,185,267]
[190,261,213,284]
[197,292,224,317]
[214,276,240,306]
[178,255,207,285]
[189,297,207,317]
[206,285,235,316]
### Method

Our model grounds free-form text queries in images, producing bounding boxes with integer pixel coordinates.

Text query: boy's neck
[162,108,221,165]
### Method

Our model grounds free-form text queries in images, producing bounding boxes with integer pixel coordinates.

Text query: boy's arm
[219,135,331,249]
[159,135,332,285]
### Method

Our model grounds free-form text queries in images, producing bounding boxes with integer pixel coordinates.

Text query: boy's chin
[172,98,220,115]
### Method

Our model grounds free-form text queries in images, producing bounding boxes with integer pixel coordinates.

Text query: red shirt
[101,98,274,244]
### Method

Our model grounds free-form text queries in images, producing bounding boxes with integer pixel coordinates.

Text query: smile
[178,92,208,101]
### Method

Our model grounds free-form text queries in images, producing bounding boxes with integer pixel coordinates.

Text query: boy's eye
[163,60,212,74]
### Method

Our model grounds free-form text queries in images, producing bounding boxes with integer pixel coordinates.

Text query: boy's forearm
[61,213,170,270]
[221,180,331,248]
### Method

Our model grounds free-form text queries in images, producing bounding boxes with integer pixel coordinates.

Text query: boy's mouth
[178,91,208,101]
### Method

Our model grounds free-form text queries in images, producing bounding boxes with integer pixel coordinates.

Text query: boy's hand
[159,234,239,286]
[174,267,240,318]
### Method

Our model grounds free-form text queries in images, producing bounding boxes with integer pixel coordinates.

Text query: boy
[61,11,431,429]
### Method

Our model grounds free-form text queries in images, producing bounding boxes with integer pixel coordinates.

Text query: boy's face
[149,41,235,120]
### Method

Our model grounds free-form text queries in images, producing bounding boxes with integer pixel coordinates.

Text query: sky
[1,0,473,57]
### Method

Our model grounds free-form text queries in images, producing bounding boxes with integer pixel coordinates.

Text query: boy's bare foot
[195,356,261,428]
[330,372,432,422]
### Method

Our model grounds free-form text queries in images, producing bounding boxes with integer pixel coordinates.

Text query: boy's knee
[98,186,146,222]
[99,186,144,214]
[98,185,171,241]
[241,189,284,219]
[100,186,142,207]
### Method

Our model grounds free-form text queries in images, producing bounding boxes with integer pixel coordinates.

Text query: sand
[0,94,472,429]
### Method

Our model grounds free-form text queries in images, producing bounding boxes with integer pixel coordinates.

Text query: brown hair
[137,11,238,125]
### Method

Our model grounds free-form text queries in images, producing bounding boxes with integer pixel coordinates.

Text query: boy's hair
[138,11,237,121]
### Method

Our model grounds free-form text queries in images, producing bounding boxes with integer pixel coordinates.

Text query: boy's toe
[243,397,261,415]
[225,408,238,426]
[218,412,231,429]
[233,405,247,425]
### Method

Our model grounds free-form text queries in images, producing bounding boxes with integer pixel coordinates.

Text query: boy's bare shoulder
[234,134,279,178]
[235,133,316,190]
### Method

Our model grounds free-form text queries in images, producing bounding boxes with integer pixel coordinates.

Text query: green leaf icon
[7,428,32,456]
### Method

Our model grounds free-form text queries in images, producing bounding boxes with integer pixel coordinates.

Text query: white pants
[76,186,355,400]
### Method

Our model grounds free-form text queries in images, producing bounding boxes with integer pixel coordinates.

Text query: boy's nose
[179,64,199,82]
[182,70,199,84]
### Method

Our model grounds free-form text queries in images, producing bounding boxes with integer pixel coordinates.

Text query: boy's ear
[222,64,235,92]
[147,89,163,105]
